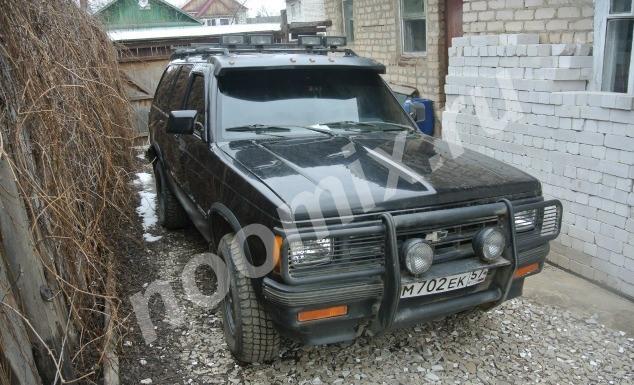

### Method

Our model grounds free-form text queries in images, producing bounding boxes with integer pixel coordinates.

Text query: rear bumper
[263,199,561,344]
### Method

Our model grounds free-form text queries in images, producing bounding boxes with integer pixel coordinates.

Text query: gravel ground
[117,161,634,385]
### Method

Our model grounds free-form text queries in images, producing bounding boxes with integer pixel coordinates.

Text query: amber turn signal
[273,235,283,272]
[513,263,540,279]
[297,305,348,322]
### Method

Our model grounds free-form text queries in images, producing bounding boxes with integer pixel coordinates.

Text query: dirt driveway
[117,160,633,385]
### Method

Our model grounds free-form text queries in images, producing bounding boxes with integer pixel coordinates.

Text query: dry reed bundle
[0,0,133,381]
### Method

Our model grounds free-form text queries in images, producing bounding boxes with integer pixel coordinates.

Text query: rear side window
[185,74,206,137]
[154,65,179,110]
[168,65,193,111]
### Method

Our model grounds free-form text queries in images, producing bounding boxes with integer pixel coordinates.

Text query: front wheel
[219,234,280,363]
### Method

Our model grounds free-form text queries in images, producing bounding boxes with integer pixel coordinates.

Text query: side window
[401,0,427,54]
[185,74,206,137]
[168,65,193,111]
[154,65,179,110]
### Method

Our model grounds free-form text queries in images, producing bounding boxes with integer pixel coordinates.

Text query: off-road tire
[153,161,188,229]
[219,234,280,363]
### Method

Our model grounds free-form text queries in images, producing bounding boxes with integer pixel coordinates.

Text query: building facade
[324,0,457,131]
[182,0,248,26]
[441,0,634,298]
[97,0,201,29]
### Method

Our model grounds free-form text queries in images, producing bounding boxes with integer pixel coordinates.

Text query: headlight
[401,239,434,276]
[289,238,333,266]
[515,209,537,232]
[474,227,506,262]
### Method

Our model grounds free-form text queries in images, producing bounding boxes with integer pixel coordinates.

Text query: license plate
[400,269,488,299]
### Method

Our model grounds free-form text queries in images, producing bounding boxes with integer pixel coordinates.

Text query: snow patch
[134,172,161,243]
[143,233,163,242]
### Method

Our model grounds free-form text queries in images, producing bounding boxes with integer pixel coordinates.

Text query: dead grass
[0,0,134,381]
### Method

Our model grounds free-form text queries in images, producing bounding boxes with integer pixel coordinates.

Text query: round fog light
[402,239,434,275]
[474,227,506,262]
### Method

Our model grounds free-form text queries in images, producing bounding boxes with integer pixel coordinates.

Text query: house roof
[182,0,248,18]
[96,0,201,29]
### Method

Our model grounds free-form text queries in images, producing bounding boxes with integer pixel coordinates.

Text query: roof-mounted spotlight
[324,36,347,49]
[221,35,247,46]
[249,34,274,46]
[298,35,323,48]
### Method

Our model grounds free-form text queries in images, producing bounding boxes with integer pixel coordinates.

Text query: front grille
[287,234,385,280]
[397,217,500,264]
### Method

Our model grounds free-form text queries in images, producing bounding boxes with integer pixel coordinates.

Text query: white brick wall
[442,34,634,299]
[286,0,327,23]
[463,0,594,44]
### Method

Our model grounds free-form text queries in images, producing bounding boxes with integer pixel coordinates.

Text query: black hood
[220,132,540,221]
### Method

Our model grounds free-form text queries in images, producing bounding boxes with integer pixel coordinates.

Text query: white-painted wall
[442,33,634,299]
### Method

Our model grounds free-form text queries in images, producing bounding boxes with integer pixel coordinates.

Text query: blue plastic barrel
[403,97,434,136]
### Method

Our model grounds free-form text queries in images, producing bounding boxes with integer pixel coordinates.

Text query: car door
[149,65,179,152]
[164,64,193,188]
[180,68,216,216]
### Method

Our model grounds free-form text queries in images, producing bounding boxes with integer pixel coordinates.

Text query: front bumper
[263,199,561,344]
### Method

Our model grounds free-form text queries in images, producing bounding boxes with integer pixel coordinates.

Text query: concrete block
[605,134,634,151]
[611,109,634,124]
[581,107,612,121]
[535,7,556,19]
[497,10,515,21]
[557,6,581,19]
[619,150,634,165]
[601,160,630,178]
[452,37,470,47]
[546,19,569,31]
[558,56,593,69]
[597,209,627,228]
[481,57,500,67]
[536,68,582,80]
[613,94,634,110]
[595,234,624,253]
[520,56,557,68]
[574,44,592,56]
[610,253,626,267]
[532,103,555,115]
[470,35,499,46]
[591,146,606,159]
[507,33,539,45]
[471,1,488,11]
[552,44,576,56]
[555,105,581,118]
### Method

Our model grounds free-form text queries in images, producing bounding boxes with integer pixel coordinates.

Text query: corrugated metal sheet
[108,23,281,42]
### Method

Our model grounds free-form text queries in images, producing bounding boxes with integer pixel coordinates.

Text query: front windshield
[217,68,413,138]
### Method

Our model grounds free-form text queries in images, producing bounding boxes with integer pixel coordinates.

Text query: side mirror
[408,102,426,124]
[167,110,197,135]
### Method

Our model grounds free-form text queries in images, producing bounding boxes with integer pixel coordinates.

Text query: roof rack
[170,34,355,61]
[170,45,357,61]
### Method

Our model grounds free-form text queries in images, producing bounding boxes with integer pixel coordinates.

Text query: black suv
[147,36,562,363]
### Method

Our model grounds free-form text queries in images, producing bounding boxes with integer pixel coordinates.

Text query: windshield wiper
[226,124,334,137]
[320,121,412,131]
[225,124,292,133]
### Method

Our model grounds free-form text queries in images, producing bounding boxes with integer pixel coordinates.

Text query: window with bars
[401,0,427,54]
[595,0,634,94]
